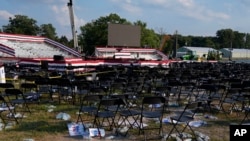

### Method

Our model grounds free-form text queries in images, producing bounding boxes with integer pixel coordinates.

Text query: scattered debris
[189,120,207,127]
[56,112,70,120]
[67,122,85,136]
[46,105,56,112]
[23,139,35,141]
[164,132,210,141]
[89,128,105,138]
[195,131,210,141]
[204,114,218,120]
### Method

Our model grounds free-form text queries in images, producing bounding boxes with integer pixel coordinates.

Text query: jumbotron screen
[108,23,141,47]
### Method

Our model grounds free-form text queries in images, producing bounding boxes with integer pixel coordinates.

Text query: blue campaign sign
[230,125,250,140]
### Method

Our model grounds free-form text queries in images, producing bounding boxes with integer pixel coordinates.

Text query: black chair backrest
[83,94,103,102]
[35,78,49,85]
[142,96,166,105]
[97,98,122,112]
[20,83,37,89]
[5,88,23,96]
[0,83,15,89]
[5,88,24,100]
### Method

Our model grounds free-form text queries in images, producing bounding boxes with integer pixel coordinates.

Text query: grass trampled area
[0,95,247,141]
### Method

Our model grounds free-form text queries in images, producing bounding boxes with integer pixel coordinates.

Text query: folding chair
[165,101,202,141]
[110,94,140,136]
[219,86,240,116]
[0,95,19,128]
[139,96,166,140]
[20,83,40,104]
[71,80,90,104]
[56,79,74,104]
[35,78,53,102]
[93,98,121,131]
[4,88,31,116]
[76,94,103,124]
[0,83,15,91]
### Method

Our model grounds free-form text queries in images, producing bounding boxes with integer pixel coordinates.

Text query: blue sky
[1,0,250,39]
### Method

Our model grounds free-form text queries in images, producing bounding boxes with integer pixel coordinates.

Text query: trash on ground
[56,112,71,120]
[204,114,218,120]
[67,122,85,136]
[89,128,105,138]
[188,120,207,127]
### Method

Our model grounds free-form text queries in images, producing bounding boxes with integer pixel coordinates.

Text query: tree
[134,20,159,48]
[79,13,130,56]
[245,33,250,48]
[57,35,72,47]
[2,15,39,35]
[207,50,221,60]
[39,24,57,40]
[233,31,245,48]
[216,29,234,49]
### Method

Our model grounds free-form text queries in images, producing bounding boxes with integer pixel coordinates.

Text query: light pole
[175,30,178,58]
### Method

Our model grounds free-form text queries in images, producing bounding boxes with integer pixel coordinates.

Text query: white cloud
[178,3,230,21]
[51,5,69,26]
[109,0,142,15]
[50,4,85,27]
[50,2,86,38]
[178,0,194,8]
[0,10,14,20]
[144,0,230,22]
[122,3,141,14]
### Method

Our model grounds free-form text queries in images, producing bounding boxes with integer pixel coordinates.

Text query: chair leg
[76,113,83,124]
[240,109,250,125]
[165,122,179,140]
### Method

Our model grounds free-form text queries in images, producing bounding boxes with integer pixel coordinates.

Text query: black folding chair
[0,95,19,128]
[110,94,141,136]
[139,96,166,140]
[0,83,15,95]
[93,98,121,131]
[4,88,31,116]
[35,78,53,102]
[76,94,103,124]
[20,83,40,104]
[165,101,202,141]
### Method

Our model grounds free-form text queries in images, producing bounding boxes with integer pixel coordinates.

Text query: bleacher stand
[0,33,81,58]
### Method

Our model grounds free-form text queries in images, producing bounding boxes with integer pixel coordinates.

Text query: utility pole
[175,30,178,58]
[67,0,79,52]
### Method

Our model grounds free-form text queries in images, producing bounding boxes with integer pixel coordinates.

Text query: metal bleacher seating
[0,40,72,58]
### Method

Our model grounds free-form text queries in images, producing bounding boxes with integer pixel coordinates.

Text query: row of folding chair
[76,95,166,139]
[0,88,33,129]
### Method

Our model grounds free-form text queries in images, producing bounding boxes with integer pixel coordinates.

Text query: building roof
[179,46,216,52]
[220,48,250,53]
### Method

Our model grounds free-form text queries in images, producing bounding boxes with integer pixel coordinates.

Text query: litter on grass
[56,112,71,120]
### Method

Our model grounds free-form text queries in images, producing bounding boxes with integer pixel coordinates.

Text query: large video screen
[108,24,141,47]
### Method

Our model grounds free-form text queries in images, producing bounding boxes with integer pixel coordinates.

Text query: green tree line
[1,14,250,57]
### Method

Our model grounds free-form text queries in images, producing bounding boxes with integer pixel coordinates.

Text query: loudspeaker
[53,55,64,61]
[41,61,48,70]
